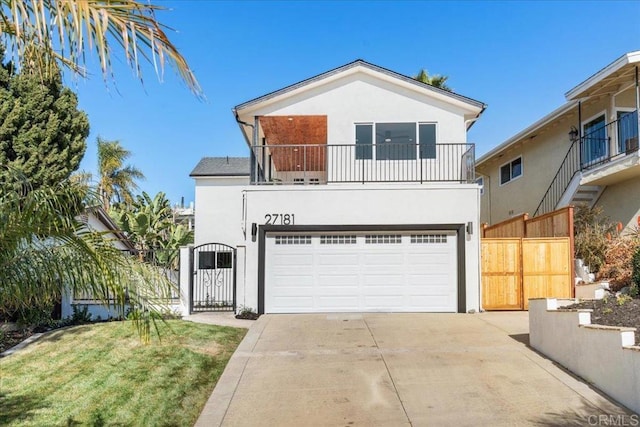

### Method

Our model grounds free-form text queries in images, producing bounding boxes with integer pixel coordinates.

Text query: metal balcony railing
[534,109,639,216]
[250,142,475,185]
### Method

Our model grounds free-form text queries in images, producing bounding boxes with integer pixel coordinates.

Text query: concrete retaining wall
[529,298,640,414]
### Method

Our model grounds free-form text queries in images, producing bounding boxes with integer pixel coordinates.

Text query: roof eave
[565,51,640,100]
[234,59,486,115]
[476,100,577,167]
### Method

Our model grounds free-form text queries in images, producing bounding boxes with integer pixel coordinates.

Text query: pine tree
[0,49,89,188]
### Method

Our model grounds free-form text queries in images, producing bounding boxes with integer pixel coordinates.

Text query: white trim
[565,51,640,101]
[581,110,607,130]
[498,156,523,186]
[236,62,485,117]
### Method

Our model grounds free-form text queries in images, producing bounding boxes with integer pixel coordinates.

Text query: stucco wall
[478,118,576,224]
[595,176,640,231]
[530,298,640,414]
[247,73,470,145]
[194,182,481,313]
[478,86,638,226]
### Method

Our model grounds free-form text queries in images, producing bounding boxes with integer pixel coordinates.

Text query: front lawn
[0,320,246,426]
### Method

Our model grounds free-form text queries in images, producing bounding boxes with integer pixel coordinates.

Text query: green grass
[0,320,247,426]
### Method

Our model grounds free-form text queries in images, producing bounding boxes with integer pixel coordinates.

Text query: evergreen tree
[0,50,89,188]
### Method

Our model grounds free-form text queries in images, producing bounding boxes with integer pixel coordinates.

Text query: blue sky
[74,0,640,206]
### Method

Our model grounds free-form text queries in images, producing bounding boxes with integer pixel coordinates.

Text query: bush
[598,235,640,291]
[631,246,640,298]
[574,206,615,274]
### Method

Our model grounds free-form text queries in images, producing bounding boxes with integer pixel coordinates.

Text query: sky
[73,0,640,207]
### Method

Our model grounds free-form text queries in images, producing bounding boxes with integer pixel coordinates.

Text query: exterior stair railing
[533,139,581,217]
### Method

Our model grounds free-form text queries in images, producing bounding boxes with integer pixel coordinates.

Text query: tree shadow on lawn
[0,391,51,425]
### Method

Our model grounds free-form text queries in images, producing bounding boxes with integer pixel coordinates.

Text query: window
[500,157,522,185]
[376,123,416,160]
[581,113,607,166]
[617,110,638,154]
[275,235,312,245]
[355,124,373,159]
[216,252,233,269]
[365,235,402,244]
[411,234,447,244]
[354,122,437,160]
[320,235,357,244]
[199,251,216,269]
[198,251,232,269]
[419,123,437,159]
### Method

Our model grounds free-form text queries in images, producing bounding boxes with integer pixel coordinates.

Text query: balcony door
[581,114,608,167]
[617,110,639,154]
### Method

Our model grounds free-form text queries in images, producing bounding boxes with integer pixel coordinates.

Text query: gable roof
[234,59,486,113]
[190,157,250,177]
[86,206,136,252]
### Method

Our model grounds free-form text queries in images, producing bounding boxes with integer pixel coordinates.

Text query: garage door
[264,232,458,313]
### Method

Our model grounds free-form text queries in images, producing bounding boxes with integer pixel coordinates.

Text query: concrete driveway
[197,312,631,426]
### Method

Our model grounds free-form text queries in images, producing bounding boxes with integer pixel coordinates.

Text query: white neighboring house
[189,60,486,315]
[61,206,136,320]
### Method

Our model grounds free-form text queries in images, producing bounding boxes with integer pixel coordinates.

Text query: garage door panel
[362,253,404,266]
[265,232,457,313]
[318,254,359,265]
[362,274,404,286]
[317,274,359,286]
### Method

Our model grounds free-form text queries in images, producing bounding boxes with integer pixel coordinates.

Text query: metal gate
[190,243,236,313]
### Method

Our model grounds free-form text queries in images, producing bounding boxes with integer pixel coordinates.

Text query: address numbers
[264,214,295,225]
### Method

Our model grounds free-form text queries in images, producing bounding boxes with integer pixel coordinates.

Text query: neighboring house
[173,202,195,231]
[61,206,137,319]
[189,60,485,315]
[477,51,640,229]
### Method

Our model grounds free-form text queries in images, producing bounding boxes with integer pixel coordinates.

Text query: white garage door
[265,232,458,313]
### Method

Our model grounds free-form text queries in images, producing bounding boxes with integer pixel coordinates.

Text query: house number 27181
[264,214,295,225]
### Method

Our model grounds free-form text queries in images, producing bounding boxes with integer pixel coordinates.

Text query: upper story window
[355,122,437,160]
[499,157,522,185]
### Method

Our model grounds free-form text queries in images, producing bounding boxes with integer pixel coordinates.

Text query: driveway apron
[197,312,631,426]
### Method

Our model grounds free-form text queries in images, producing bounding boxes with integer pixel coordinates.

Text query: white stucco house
[189,60,486,315]
[60,206,137,319]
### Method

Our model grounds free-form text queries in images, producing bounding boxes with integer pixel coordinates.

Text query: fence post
[179,245,193,315]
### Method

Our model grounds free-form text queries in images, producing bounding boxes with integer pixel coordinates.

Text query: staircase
[534,137,606,216]
[569,185,604,207]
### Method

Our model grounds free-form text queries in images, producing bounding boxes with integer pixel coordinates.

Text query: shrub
[574,206,615,274]
[598,235,640,291]
[631,246,640,298]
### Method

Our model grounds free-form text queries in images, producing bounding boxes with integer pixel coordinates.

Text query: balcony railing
[534,109,639,216]
[250,142,475,184]
[581,110,638,169]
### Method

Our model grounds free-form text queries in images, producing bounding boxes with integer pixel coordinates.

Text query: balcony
[580,110,640,186]
[250,142,475,185]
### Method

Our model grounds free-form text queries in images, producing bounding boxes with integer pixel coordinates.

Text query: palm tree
[0,0,201,97]
[0,165,172,341]
[97,137,145,210]
[414,69,452,91]
[110,191,193,269]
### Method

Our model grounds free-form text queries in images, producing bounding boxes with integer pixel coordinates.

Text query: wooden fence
[481,207,575,311]
[482,238,573,310]
[482,206,574,239]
